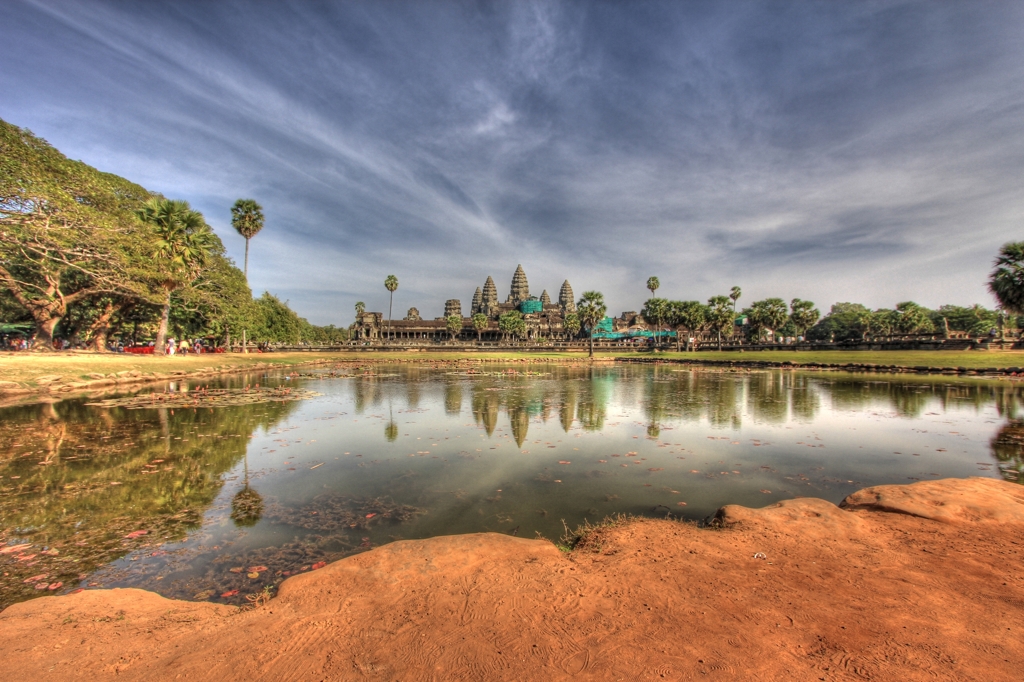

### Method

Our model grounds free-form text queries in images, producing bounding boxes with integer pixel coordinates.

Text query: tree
[563,312,581,339]
[807,303,872,342]
[354,301,365,317]
[0,119,153,349]
[498,310,525,344]
[788,299,820,338]
[669,300,709,351]
[646,276,660,298]
[446,314,462,342]
[989,242,1024,314]
[744,298,787,343]
[472,313,488,342]
[641,297,669,341]
[384,275,398,343]
[707,295,734,350]
[576,291,607,358]
[230,199,264,280]
[729,286,742,313]
[135,198,215,354]
[894,301,935,334]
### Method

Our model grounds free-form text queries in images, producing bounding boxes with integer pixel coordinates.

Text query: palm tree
[646,276,660,298]
[989,242,1024,315]
[472,313,488,343]
[707,295,733,349]
[230,199,264,280]
[729,286,742,313]
[355,301,365,317]
[384,275,398,342]
[136,198,214,354]
[446,314,462,343]
[576,291,607,358]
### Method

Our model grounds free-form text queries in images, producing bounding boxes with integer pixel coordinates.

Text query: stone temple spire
[471,287,483,315]
[509,265,529,305]
[482,276,498,314]
[540,290,551,306]
[559,280,576,314]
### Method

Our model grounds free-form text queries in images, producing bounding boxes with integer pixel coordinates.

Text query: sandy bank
[1,478,1023,681]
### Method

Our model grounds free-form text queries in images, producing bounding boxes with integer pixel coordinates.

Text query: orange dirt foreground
[1,478,1022,681]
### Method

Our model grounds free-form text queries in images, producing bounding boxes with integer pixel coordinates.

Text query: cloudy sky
[3,1,1023,324]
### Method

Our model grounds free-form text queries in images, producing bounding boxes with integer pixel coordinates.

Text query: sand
[1,477,1022,681]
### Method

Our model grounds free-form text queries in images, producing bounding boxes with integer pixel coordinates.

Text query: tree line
[0,118,344,351]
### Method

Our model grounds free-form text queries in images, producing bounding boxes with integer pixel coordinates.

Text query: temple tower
[540,290,551,306]
[404,307,421,321]
[559,280,576,314]
[471,287,483,315]
[444,299,462,318]
[482,276,498,314]
[508,265,529,305]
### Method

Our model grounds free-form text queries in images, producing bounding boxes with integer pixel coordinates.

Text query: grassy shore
[3,347,1024,393]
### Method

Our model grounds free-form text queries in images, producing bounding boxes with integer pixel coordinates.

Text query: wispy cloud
[3,0,1023,323]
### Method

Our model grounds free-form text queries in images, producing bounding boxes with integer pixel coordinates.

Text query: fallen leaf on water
[69,588,84,595]
[248,565,268,573]
[48,582,63,591]
[558,460,571,465]
[34,583,49,590]
[23,574,47,584]
[310,463,324,470]
[311,561,326,570]
[1,543,32,555]
[221,590,239,598]
[229,567,244,573]
[760,489,771,494]
[598,459,607,463]
[124,530,148,539]
[648,468,664,472]
[365,513,376,519]
[193,590,215,599]
[16,554,37,562]
[690,470,700,473]
[247,572,260,579]
[677,502,687,506]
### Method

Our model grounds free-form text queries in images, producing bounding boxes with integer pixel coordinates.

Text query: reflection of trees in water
[0,396,298,607]
[989,421,1024,484]
[789,374,820,422]
[352,377,385,414]
[823,376,1024,419]
[559,381,579,433]
[577,374,610,432]
[444,379,463,416]
[471,384,500,436]
[746,372,788,424]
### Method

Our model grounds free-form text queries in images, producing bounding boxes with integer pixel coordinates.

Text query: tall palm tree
[729,286,742,313]
[230,199,264,279]
[646,276,660,298]
[384,275,398,342]
[355,301,365,317]
[989,242,1024,315]
[577,290,607,358]
[136,198,214,354]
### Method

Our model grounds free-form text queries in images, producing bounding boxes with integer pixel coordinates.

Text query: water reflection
[2,365,1022,613]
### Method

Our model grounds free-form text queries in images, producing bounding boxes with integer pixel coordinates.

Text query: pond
[1,362,1022,608]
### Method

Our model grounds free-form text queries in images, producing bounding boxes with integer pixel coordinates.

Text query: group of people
[164,338,206,355]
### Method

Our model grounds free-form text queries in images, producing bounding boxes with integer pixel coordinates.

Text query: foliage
[989,241,1024,314]
[446,314,462,339]
[230,198,264,278]
[707,295,734,346]
[471,313,488,341]
[498,310,526,342]
[807,302,872,342]
[640,297,669,332]
[646,276,659,295]
[788,298,820,336]
[577,291,607,357]
[931,305,998,335]
[729,286,741,310]
[743,298,788,341]
[563,312,581,337]
[0,118,155,348]
[384,275,398,342]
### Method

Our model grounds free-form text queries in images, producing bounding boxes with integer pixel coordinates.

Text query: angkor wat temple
[353,265,579,342]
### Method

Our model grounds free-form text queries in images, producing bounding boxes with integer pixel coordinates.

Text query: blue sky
[3,1,1023,325]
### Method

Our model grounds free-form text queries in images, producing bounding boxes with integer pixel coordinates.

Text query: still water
[1,363,1022,607]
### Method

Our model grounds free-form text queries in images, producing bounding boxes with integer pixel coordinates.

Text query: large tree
[670,300,709,351]
[989,242,1024,314]
[230,199,264,280]
[0,119,153,349]
[744,298,788,343]
[788,298,820,338]
[641,297,670,341]
[707,295,734,350]
[135,198,215,353]
[472,313,488,342]
[576,291,607,358]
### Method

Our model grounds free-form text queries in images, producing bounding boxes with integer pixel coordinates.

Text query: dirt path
[2,477,1022,681]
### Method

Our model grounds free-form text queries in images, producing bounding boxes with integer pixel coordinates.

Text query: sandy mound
[2,477,1022,681]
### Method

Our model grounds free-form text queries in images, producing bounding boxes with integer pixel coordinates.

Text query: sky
[3,1,1023,325]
